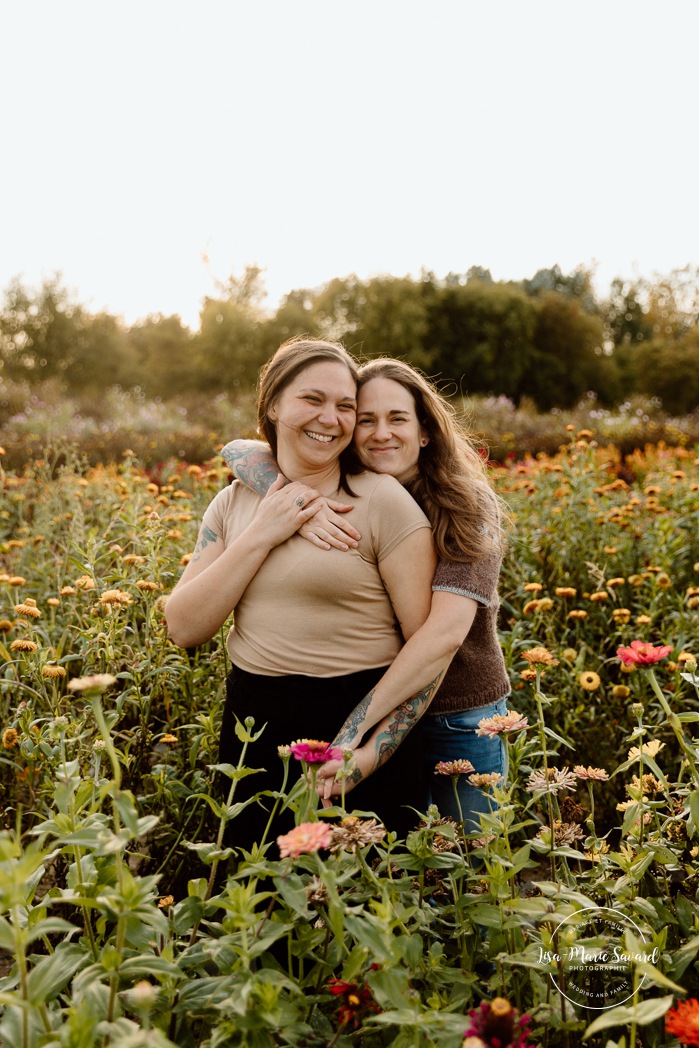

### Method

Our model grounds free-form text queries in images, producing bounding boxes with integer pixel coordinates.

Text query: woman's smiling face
[269,360,357,474]
[353,376,426,483]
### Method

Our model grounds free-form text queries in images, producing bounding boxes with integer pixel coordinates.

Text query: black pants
[218,664,425,856]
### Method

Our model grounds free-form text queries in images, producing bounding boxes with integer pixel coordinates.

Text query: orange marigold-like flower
[665,997,699,1047]
[589,591,609,602]
[470,773,504,790]
[2,727,19,750]
[612,608,631,623]
[10,639,38,653]
[42,664,67,679]
[99,589,133,606]
[522,646,559,666]
[606,577,626,588]
[523,582,543,592]
[612,684,631,699]
[14,601,41,619]
[277,821,332,859]
[555,587,577,598]
[568,609,588,620]
[617,641,672,666]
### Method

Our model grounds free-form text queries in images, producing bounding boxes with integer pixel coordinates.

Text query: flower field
[0,433,698,1047]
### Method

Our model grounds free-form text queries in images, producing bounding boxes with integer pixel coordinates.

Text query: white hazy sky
[2,1,698,328]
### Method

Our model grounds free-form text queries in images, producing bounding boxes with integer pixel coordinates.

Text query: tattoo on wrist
[371,671,444,771]
[333,691,374,747]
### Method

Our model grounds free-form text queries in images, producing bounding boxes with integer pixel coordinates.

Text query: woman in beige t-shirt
[165,338,436,851]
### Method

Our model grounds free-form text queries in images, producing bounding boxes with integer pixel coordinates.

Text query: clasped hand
[255,475,362,551]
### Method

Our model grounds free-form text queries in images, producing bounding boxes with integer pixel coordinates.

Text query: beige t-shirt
[203,471,431,677]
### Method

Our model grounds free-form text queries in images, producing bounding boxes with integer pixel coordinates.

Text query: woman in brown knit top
[224,357,511,831]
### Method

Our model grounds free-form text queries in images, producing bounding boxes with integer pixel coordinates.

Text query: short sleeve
[366,474,432,561]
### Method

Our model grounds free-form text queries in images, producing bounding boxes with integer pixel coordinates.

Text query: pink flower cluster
[617,641,672,666]
[277,821,332,859]
[289,739,344,763]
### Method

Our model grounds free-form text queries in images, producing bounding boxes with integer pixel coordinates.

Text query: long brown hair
[257,337,362,493]
[357,358,504,561]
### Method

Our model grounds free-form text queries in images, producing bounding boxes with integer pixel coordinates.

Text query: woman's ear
[268,403,278,422]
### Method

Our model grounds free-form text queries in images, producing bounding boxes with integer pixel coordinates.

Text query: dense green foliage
[0,435,697,1045]
[2,265,699,416]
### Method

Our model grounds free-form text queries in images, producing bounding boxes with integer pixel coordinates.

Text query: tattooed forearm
[369,671,444,773]
[222,442,283,496]
[191,524,218,562]
[332,690,375,747]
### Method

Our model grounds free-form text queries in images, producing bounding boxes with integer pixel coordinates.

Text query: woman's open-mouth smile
[304,430,336,443]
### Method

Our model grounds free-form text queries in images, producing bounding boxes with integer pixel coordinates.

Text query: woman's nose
[319,405,339,426]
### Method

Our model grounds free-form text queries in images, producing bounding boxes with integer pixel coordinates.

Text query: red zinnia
[616,640,672,666]
[463,998,532,1048]
[666,998,699,1047]
[328,978,380,1029]
[289,738,344,763]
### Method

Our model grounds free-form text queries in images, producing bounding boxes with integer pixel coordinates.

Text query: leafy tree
[522,293,609,410]
[0,275,83,383]
[523,264,598,313]
[425,281,538,398]
[604,277,653,348]
[352,276,433,369]
[127,314,193,398]
[631,330,699,415]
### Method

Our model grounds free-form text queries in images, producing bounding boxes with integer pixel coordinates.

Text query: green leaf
[688,788,699,839]
[26,918,81,946]
[584,995,674,1038]
[26,943,86,1004]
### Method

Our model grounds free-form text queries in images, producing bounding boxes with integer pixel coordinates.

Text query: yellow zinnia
[580,671,601,692]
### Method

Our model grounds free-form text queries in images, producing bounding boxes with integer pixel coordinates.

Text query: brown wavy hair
[357,358,504,562]
[257,337,362,493]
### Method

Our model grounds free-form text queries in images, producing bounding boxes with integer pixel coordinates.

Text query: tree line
[1,264,698,414]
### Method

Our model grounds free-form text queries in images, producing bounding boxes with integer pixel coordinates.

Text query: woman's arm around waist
[330,590,478,748]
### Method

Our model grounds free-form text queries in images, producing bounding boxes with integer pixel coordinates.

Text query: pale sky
[2,1,698,328]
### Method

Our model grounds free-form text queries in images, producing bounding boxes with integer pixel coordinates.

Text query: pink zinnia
[289,738,344,763]
[616,641,673,666]
[475,710,529,738]
[277,821,332,859]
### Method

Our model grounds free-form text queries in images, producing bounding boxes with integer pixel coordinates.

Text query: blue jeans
[423,698,508,831]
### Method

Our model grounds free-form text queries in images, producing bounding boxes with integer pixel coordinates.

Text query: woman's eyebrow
[299,387,357,404]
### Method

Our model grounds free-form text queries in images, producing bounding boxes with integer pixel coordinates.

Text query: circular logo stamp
[540,906,654,1010]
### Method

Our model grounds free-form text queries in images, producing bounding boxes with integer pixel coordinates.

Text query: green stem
[255,760,291,858]
[647,668,699,787]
